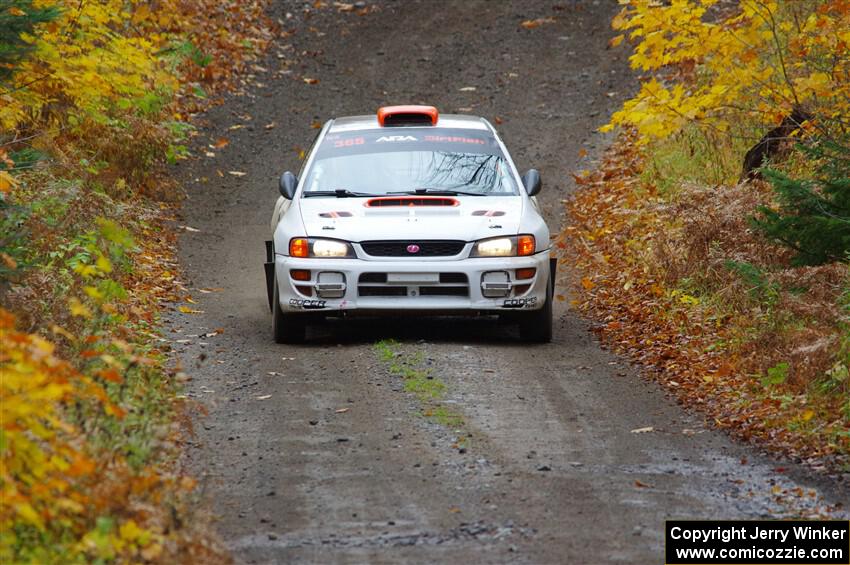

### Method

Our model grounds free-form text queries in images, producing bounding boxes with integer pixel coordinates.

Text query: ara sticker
[376,135,418,142]
[289,298,327,309]
[502,297,538,309]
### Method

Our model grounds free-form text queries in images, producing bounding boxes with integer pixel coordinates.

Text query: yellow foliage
[0,171,17,193]
[0,309,164,562]
[0,1,177,130]
[0,309,90,547]
[67,297,92,318]
[605,0,850,138]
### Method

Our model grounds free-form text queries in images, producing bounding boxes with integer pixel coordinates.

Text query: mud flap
[264,240,275,312]
[549,256,557,295]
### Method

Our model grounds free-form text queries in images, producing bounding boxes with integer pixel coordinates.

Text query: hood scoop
[365,196,459,208]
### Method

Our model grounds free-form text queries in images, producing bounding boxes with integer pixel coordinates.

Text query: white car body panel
[298,196,524,241]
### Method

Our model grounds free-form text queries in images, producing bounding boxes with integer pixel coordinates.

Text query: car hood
[299,196,523,241]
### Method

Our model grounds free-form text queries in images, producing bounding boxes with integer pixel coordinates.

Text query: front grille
[358,286,407,297]
[439,272,467,284]
[360,240,466,257]
[357,272,469,299]
[359,272,387,284]
[419,287,468,296]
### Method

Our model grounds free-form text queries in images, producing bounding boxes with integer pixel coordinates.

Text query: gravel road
[170,2,849,563]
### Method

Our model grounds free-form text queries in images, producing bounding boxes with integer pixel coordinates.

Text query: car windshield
[302,127,519,196]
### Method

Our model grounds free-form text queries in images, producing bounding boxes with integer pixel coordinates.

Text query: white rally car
[265,105,553,343]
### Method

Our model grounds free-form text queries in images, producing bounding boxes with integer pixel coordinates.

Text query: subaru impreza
[265,105,553,343]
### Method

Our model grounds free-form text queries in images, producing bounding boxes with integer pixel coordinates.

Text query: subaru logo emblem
[406,244,420,254]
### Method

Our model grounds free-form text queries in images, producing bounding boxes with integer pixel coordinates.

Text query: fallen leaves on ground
[520,17,556,29]
[562,131,848,472]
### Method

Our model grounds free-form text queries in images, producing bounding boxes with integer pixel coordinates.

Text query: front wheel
[272,279,306,344]
[518,275,553,343]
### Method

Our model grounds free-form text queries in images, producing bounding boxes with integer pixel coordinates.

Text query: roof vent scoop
[377,105,438,127]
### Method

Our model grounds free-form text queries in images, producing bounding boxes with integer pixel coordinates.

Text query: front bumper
[272,251,551,314]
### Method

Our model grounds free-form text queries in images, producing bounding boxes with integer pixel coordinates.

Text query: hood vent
[318,211,353,218]
[365,196,459,208]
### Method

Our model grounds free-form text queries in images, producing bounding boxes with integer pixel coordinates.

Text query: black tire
[518,274,553,343]
[272,279,307,344]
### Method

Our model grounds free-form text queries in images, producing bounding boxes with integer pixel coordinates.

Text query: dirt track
[170,2,849,563]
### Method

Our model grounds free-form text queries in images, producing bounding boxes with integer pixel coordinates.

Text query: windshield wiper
[388,188,486,197]
[302,189,372,198]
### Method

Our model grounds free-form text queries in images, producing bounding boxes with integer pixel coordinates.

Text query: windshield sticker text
[423,135,486,145]
[333,137,364,148]
[376,135,418,142]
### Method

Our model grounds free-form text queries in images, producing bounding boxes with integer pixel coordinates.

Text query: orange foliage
[0,0,272,561]
[563,132,849,470]
[1,309,96,533]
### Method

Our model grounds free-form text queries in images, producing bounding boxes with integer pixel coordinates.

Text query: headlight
[289,237,354,258]
[313,239,350,257]
[471,235,535,257]
[475,237,514,256]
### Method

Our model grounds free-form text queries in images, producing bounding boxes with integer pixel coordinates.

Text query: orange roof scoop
[377,105,438,127]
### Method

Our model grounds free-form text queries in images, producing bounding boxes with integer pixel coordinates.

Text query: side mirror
[521,169,542,196]
[279,171,298,200]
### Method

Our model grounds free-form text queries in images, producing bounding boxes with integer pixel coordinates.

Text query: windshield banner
[317,128,504,158]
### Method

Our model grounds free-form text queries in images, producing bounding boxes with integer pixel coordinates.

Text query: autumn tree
[0,0,176,131]
[607,0,850,262]
[0,1,58,82]
[604,1,850,142]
